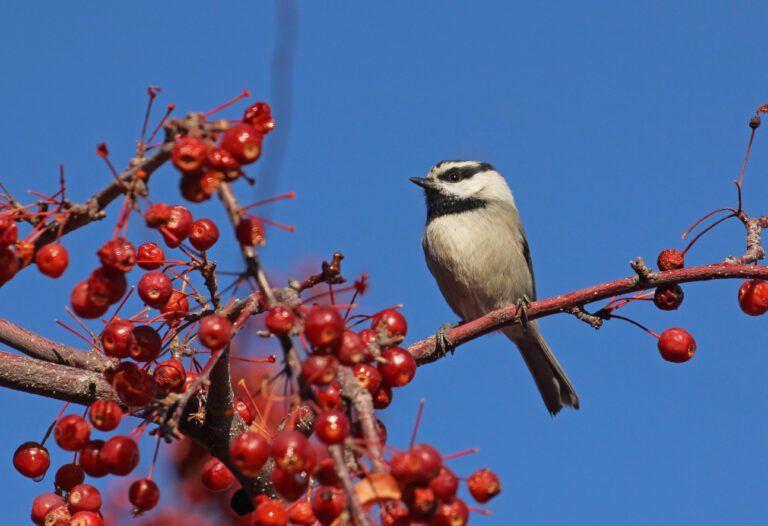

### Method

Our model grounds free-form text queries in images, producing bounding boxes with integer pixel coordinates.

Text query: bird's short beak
[409,177,433,189]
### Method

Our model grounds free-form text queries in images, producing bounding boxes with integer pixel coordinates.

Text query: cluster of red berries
[0,215,71,284]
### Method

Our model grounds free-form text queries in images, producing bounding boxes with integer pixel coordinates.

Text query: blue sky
[1,1,767,524]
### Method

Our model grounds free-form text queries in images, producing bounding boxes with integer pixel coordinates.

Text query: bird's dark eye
[449,172,461,182]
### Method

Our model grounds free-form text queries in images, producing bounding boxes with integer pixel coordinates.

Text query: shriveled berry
[372,309,408,345]
[198,314,233,350]
[110,362,156,407]
[658,327,696,363]
[405,486,437,517]
[301,355,338,386]
[138,271,173,308]
[87,266,127,306]
[657,249,684,271]
[70,281,109,319]
[161,290,189,325]
[45,506,72,526]
[179,171,212,203]
[35,244,69,278]
[271,430,314,475]
[30,493,64,526]
[97,238,136,272]
[129,478,160,511]
[378,347,416,387]
[653,284,684,311]
[55,463,85,492]
[230,431,271,477]
[79,440,109,478]
[13,441,50,479]
[171,136,209,173]
[738,279,768,316]
[136,242,165,270]
[313,410,350,445]
[372,384,393,409]
[88,399,123,431]
[432,498,469,526]
[235,216,266,246]
[54,414,91,451]
[243,102,276,134]
[271,466,310,501]
[144,202,171,228]
[100,435,140,476]
[100,319,134,358]
[0,245,19,284]
[161,205,193,247]
[311,486,345,526]
[67,483,102,513]
[154,359,186,393]
[221,123,263,164]
[254,500,288,526]
[352,363,382,394]
[200,458,234,492]
[265,306,295,336]
[127,325,162,362]
[304,306,344,353]
[467,468,502,503]
[189,218,220,251]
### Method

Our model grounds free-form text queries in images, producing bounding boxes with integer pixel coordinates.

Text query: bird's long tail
[503,321,579,415]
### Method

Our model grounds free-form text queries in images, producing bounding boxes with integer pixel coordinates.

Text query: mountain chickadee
[410,160,579,415]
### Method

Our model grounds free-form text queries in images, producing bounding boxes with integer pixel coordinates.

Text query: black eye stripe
[437,163,493,183]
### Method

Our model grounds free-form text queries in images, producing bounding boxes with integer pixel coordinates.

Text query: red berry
[110,361,156,407]
[301,355,338,386]
[337,331,366,365]
[378,347,417,388]
[138,271,173,308]
[243,102,276,134]
[653,284,684,311]
[352,418,387,445]
[198,314,233,350]
[311,486,345,526]
[234,397,254,425]
[13,441,50,479]
[154,359,186,393]
[129,478,160,511]
[144,202,171,228]
[304,306,345,353]
[70,281,109,319]
[207,148,242,180]
[100,435,140,476]
[54,414,91,451]
[658,327,696,363]
[313,410,350,445]
[229,431,271,477]
[136,242,165,270]
[179,171,213,203]
[372,384,393,409]
[429,467,459,502]
[127,325,162,362]
[235,216,266,246]
[87,266,127,306]
[314,381,343,410]
[55,463,85,492]
[161,290,190,325]
[171,136,209,173]
[88,400,123,431]
[0,245,19,284]
[35,243,69,278]
[371,309,408,345]
[0,215,18,247]
[200,458,234,492]
[467,468,502,503]
[432,498,469,526]
[254,500,288,526]
[352,363,382,394]
[189,218,220,251]
[160,205,193,248]
[67,483,102,513]
[405,486,437,517]
[412,443,442,481]
[738,279,768,316]
[271,466,310,501]
[313,458,340,487]
[221,123,263,164]
[30,493,64,526]
[657,249,684,271]
[265,306,296,336]
[271,430,314,475]
[44,506,70,526]
[70,511,104,526]
[79,440,109,478]
[100,319,134,358]
[97,238,136,272]
[288,501,316,526]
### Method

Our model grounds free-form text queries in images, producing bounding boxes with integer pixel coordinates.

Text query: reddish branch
[407,262,768,363]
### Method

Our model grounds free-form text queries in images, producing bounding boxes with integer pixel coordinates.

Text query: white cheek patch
[440,178,488,199]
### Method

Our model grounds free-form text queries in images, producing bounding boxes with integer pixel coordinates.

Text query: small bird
[410,160,579,415]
